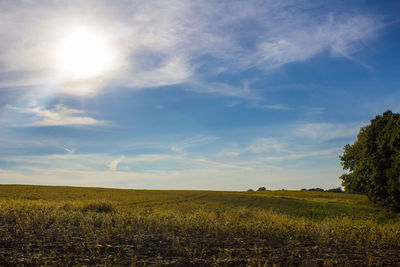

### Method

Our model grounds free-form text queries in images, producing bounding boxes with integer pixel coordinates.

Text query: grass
[0,185,399,266]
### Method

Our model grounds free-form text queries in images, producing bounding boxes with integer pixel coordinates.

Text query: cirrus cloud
[0,0,383,97]
[5,104,108,127]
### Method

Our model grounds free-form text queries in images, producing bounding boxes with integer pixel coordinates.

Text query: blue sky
[0,0,399,190]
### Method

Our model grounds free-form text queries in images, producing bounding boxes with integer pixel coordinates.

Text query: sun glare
[57,29,112,79]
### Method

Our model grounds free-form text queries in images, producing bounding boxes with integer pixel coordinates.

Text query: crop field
[0,185,400,266]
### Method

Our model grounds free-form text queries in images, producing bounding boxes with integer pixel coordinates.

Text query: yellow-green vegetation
[0,185,399,266]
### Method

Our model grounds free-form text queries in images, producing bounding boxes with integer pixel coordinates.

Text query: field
[0,185,400,266]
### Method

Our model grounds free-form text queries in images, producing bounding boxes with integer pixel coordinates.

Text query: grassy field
[0,185,399,266]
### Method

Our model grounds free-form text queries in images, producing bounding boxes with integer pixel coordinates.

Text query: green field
[0,185,399,266]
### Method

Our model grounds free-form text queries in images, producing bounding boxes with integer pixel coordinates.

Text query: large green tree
[340,110,400,211]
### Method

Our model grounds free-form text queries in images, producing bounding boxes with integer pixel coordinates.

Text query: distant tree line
[301,187,343,193]
[246,187,343,193]
[247,187,267,192]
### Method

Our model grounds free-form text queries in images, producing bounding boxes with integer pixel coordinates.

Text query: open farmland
[0,185,399,266]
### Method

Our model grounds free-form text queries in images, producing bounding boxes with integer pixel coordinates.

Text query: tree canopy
[340,110,400,211]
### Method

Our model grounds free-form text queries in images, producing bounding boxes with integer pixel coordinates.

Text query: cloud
[259,104,291,110]
[0,165,281,190]
[259,147,342,162]
[225,101,241,108]
[248,15,378,70]
[0,1,383,97]
[245,138,291,154]
[303,107,325,116]
[0,151,286,189]
[2,151,253,172]
[125,56,192,88]
[226,151,240,157]
[294,122,360,141]
[0,147,342,189]
[6,104,107,127]
[108,156,125,171]
[184,81,256,99]
[0,127,349,189]
[63,147,75,154]
[171,135,220,153]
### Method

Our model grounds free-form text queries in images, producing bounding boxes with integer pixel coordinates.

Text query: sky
[0,0,399,190]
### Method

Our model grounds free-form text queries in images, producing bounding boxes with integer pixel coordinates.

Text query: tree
[326,187,343,193]
[307,188,324,192]
[257,187,266,191]
[340,110,400,211]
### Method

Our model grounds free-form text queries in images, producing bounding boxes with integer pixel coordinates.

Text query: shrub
[81,201,115,213]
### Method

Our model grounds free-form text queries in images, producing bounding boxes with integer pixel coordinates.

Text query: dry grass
[0,185,399,266]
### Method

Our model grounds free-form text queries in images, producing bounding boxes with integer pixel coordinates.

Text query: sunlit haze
[57,29,112,79]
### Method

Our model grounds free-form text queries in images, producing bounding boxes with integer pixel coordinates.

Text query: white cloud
[63,147,75,154]
[0,148,342,189]
[6,104,107,127]
[245,138,291,154]
[294,122,360,141]
[0,165,281,190]
[184,81,256,99]
[171,135,220,153]
[108,156,125,171]
[226,151,240,157]
[259,147,342,162]
[2,152,253,173]
[259,104,291,110]
[0,151,300,190]
[303,107,325,116]
[125,56,192,88]
[245,11,379,70]
[0,1,382,97]
[225,101,241,108]
[0,127,349,189]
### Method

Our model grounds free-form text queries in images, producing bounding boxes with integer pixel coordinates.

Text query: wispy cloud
[63,147,75,154]
[0,148,341,189]
[294,122,360,141]
[184,81,256,99]
[171,135,220,153]
[0,1,383,97]
[247,14,379,70]
[259,104,291,110]
[0,127,348,189]
[2,151,252,172]
[245,138,291,154]
[108,156,125,171]
[6,104,107,127]
[226,151,240,157]
[0,151,290,189]
[259,147,342,162]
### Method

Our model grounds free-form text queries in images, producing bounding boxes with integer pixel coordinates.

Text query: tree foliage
[340,110,400,211]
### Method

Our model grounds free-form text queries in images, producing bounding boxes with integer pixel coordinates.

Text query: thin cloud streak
[294,122,361,141]
[258,147,342,163]
[5,104,108,127]
[171,135,220,153]
[245,138,291,154]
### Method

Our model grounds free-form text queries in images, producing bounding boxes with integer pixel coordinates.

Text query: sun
[57,28,112,79]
